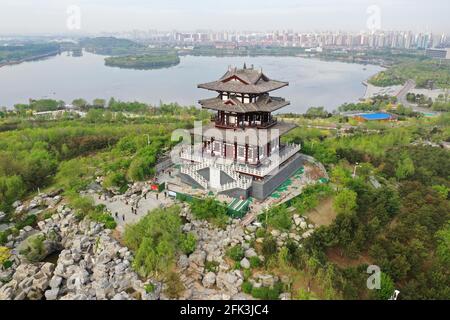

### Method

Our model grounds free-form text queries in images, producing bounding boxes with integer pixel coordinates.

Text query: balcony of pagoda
[179,143,301,178]
[211,115,278,130]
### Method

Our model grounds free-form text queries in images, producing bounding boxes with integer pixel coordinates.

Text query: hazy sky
[0,0,448,34]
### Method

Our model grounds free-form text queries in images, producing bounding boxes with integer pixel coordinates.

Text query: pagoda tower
[180,64,301,200]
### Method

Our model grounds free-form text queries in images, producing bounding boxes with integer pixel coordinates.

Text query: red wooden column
[245,144,249,163]
[257,145,260,163]
[223,141,226,158]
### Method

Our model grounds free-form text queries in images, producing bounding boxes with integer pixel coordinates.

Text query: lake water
[0,51,383,113]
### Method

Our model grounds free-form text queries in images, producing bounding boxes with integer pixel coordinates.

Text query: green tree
[72,98,88,109]
[92,98,106,108]
[436,222,450,267]
[432,185,449,200]
[85,109,104,123]
[190,197,228,228]
[333,188,358,216]
[331,165,352,189]
[0,175,26,211]
[124,206,184,278]
[180,233,197,255]
[395,156,415,180]
[261,205,292,230]
[373,272,395,300]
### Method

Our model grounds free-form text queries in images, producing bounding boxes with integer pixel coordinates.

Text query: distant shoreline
[0,51,60,69]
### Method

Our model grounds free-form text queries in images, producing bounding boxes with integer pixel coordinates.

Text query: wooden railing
[212,116,277,129]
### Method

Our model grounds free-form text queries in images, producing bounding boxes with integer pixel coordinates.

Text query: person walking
[122,214,125,221]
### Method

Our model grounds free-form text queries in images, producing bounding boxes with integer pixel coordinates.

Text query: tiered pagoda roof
[199,94,290,113]
[190,121,297,144]
[198,66,288,94]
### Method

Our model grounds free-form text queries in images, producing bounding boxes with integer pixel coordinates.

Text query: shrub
[255,228,266,238]
[0,231,7,245]
[124,206,183,277]
[89,211,117,229]
[250,284,283,300]
[372,273,395,300]
[19,234,47,262]
[226,245,244,262]
[260,205,292,230]
[144,283,156,293]
[190,197,229,228]
[180,233,197,255]
[2,260,13,269]
[0,246,11,264]
[15,214,37,230]
[205,260,220,273]
[249,256,261,268]
[42,211,54,220]
[70,195,95,216]
[261,236,278,259]
[164,271,184,299]
[296,288,314,300]
[103,171,128,193]
[241,281,253,294]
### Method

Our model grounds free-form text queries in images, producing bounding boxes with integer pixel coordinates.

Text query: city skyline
[0,0,449,35]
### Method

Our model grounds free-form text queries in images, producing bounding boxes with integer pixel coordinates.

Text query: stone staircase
[180,164,209,189]
[181,161,253,193]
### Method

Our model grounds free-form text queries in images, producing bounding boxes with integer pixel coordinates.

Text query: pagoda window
[213,141,222,153]
[248,146,258,164]
[243,94,250,103]
[237,145,245,160]
[221,92,229,101]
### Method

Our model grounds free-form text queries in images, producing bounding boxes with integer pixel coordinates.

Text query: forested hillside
[282,114,450,299]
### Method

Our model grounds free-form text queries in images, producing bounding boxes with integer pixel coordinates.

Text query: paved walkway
[91,191,174,231]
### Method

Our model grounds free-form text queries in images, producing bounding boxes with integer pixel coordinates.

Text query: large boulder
[244,248,257,258]
[44,288,59,300]
[240,258,250,269]
[202,272,216,288]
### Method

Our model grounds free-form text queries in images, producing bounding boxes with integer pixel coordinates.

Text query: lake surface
[0,51,383,113]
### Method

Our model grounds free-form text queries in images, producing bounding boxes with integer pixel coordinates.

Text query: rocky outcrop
[0,205,154,300]
[255,213,316,248]
[176,205,254,300]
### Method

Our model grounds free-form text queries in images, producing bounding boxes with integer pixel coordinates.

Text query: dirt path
[304,197,337,227]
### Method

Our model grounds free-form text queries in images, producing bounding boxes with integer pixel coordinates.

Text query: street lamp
[144,134,150,146]
[352,162,360,178]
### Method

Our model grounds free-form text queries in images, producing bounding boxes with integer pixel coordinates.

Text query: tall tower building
[179,65,301,200]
